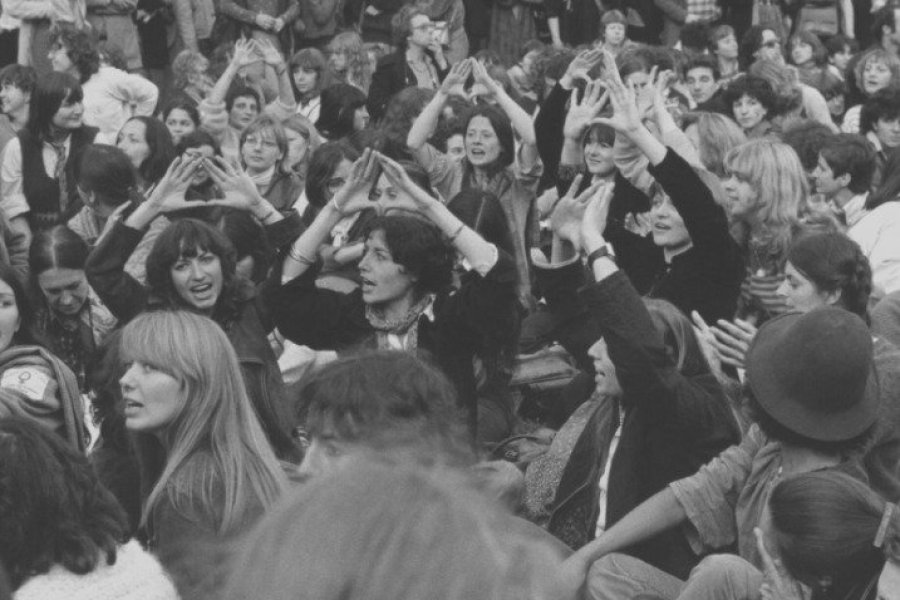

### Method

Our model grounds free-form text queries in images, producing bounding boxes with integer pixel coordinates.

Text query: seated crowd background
[4,0,900,598]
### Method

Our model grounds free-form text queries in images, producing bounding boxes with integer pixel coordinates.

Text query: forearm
[218,0,256,24]
[569,488,686,568]
[283,204,343,281]
[407,91,447,149]
[560,137,584,167]
[841,0,853,36]
[424,200,495,267]
[623,125,666,167]
[207,63,240,105]
[496,89,536,145]
[274,65,295,108]
[548,17,562,46]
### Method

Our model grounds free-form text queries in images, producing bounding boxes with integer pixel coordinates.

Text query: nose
[59,291,74,306]
[296,450,321,479]
[189,261,204,279]
[120,363,138,390]
[775,279,789,298]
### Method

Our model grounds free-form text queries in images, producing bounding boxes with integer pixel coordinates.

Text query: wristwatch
[586,243,615,268]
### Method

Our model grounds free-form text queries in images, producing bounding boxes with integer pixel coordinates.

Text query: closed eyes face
[775,261,836,312]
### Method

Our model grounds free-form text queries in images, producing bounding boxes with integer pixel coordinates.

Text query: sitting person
[560,306,881,600]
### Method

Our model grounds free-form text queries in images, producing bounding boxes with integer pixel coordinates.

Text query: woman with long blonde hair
[119,310,286,557]
[326,31,374,94]
[722,139,806,320]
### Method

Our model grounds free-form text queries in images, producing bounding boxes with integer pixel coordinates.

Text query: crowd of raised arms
[5,0,900,598]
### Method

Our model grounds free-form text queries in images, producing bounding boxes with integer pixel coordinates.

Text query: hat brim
[747,315,879,443]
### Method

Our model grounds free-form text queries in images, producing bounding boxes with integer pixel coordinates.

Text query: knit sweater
[14,540,179,600]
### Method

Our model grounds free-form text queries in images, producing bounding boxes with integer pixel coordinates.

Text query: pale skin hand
[332,149,381,216]
[125,156,209,229]
[471,58,503,98]
[592,65,643,134]
[373,152,439,214]
[232,38,261,69]
[203,157,283,223]
[549,174,603,252]
[439,58,473,95]
[580,180,614,250]
[563,79,610,141]
[690,311,726,381]
[560,48,604,90]
[707,317,758,369]
[756,528,807,600]
[255,37,285,68]
[255,13,276,30]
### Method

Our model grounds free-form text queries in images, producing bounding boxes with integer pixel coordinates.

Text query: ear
[823,288,842,307]
[837,172,852,189]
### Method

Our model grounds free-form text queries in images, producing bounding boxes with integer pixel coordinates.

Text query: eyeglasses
[761,40,781,49]
[412,22,434,31]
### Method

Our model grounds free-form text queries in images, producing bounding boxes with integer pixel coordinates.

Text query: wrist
[559,75,574,90]
[582,235,607,255]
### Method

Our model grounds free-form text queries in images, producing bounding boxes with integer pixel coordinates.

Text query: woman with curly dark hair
[85,155,304,461]
[47,25,158,145]
[0,417,178,598]
[271,150,520,438]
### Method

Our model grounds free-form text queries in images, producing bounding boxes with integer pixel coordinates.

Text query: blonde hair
[327,31,374,94]
[724,139,804,255]
[853,48,900,97]
[687,111,747,177]
[122,310,286,535]
[224,458,568,600]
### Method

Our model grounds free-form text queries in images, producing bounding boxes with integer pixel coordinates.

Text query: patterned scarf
[365,294,435,352]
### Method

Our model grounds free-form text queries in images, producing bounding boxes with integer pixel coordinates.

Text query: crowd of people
[2,0,900,598]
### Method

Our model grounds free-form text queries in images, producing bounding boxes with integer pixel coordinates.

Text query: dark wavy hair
[49,24,99,83]
[144,219,239,320]
[161,99,200,128]
[379,86,436,151]
[788,231,872,322]
[306,141,360,209]
[75,144,140,208]
[0,417,128,589]
[118,116,176,186]
[216,209,272,284]
[175,128,221,156]
[364,215,455,297]
[0,263,44,347]
[819,134,876,194]
[721,74,778,116]
[860,87,900,136]
[299,350,471,462]
[225,84,261,114]
[739,25,779,71]
[316,83,367,141]
[26,72,83,139]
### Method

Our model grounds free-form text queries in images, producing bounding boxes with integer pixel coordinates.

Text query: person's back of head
[296,350,473,479]
[0,417,128,589]
[223,458,570,600]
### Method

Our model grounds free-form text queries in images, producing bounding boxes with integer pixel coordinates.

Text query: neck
[663,241,693,263]
[472,165,492,186]
[780,442,841,475]
[46,124,71,143]
[406,44,426,61]
[378,292,417,324]
[8,106,27,129]
[832,188,856,209]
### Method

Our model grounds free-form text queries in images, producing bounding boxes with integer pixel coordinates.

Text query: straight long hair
[121,311,286,534]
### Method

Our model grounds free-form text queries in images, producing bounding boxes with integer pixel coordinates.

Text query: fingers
[563,173,584,201]
[691,310,711,335]
[732,318,758,337]
[715,318,757,344]
[574,179,603,204]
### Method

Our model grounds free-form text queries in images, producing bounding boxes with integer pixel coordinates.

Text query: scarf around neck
[366,294,435,351]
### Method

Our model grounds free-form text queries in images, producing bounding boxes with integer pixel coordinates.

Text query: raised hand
[440,58,473,94]
[561,48,604,87]
[708,317,758,369]
[580,180,614,249]
[374,152,439,214]
[204,157,263,209]
[471,58,502,98]
[232,38,261,68]
[332,148,380,216]
[564,79,609,140]
[145,155,208,212]
[593,66,643,134]
[255,37,285,68]
[550,174,603,250]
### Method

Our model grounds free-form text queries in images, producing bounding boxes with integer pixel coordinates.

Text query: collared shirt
[848,198,900,296]
[0,136,71,220]
[595,402,625,537]
[296,96,321,124]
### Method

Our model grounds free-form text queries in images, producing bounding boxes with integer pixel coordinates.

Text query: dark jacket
[542,269,741,579]
[85,214,304,461]
[265,249,519,433]
[262,170,304,212]
[367,47,450,123]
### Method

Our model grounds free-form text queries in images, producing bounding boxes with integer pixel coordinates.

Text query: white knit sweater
[15,540,179,600]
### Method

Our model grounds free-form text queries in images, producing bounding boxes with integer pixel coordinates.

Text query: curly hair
[327,31,373,94]
[721,74,778,116]
[860,87,900,135]
[365,215,455,296]
[49,24,99,83]
[379,86,436,153]
[391,3,426,47]
[0,417,128,589]
[171,49,209,91]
